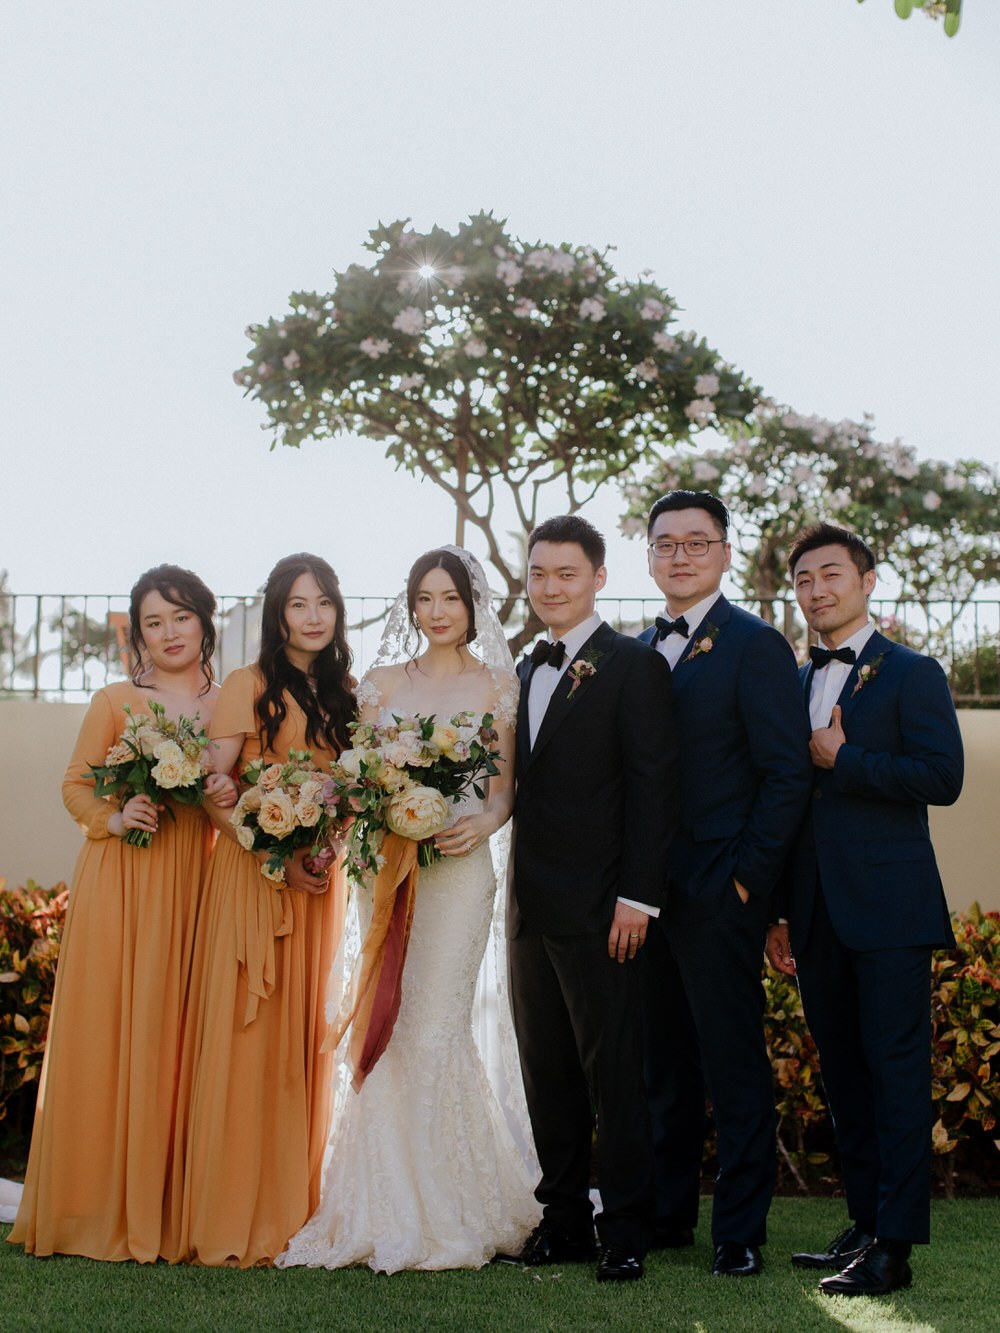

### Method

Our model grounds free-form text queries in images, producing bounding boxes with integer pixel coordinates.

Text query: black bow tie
[654,615,689,642]
[809,645,857,670]
[530,639,567,669]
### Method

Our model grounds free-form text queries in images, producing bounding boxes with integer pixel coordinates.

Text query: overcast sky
[3,0,998,605]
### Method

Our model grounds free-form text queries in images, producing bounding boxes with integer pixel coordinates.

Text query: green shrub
[0,878,67,1126]
[949,634,1000,708]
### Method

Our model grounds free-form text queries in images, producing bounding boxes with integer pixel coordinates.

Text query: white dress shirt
[653,591,724,668]
[526,612,658,919]
[808,621,877,730]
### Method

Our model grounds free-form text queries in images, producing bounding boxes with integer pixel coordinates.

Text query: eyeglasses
[647,539,727,560]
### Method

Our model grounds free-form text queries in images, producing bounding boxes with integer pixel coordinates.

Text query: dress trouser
[640,918,707,1231]
[794,881,933,1244]
[666,887,776,1246]
[508,929,654,1254]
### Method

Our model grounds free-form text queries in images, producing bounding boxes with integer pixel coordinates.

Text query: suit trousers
[666,887,776,1246]
[795,881,933,1244]
[508,929,654,1253]
[640,919,707,1231]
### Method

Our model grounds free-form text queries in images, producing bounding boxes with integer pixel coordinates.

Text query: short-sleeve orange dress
[170,666,347,1267]
[9,681,215,1261]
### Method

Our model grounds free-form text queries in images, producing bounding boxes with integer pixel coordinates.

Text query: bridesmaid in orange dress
[172,553,354,1267]
[9,566,236,1262]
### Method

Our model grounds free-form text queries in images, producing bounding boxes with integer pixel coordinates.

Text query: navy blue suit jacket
[639,596,811,924]
[780,630,963,952]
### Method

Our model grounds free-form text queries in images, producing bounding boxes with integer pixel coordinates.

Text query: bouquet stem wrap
[324,832,418,1089]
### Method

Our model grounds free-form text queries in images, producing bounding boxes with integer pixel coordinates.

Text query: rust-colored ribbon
[323,832,418,1089]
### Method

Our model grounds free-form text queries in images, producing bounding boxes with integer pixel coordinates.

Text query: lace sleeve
[491,672,519,729]
[355,673,382,710]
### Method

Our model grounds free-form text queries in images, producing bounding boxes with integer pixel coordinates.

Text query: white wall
[1,701,997,913]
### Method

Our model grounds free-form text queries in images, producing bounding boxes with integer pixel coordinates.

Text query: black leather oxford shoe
[509,1220,597,1266]
[712,1242,763,1277]
[596,1246,644,1282]
[819,1242,912,1297]
[792,1223,875,1270]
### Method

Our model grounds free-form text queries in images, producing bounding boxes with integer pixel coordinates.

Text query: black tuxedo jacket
[638,595,812,923]
[780,630,963,951]
[509,621,677,938]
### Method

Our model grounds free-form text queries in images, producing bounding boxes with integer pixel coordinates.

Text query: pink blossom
[923,490,942,511]
[641,298,667,321]
[282,350,301,371]
[360,337,391,359]
[635,359,658,381]
[392,306,426,335]
[693,374,720,397]
[464,337,488,358]
[513,298,537,318]
[578,297,605,322]
[653,332,679,354]
[257,361,273,380]
[683,397,714,424]
[399,373,426,391]
[692,459,720,482]
[496,259,523,286]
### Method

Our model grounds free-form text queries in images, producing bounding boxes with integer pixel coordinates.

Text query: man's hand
[734,877,750,905]
[809,703,845,770]
[765,922,796,976]
[608,902,649,963]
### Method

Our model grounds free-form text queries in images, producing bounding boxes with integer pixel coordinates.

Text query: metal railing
[2,592,998,704]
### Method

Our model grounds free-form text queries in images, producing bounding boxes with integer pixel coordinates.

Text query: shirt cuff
[617,896,659,918]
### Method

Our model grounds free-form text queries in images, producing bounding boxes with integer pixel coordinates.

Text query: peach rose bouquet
[231,748,344,883]
[87,699,213,848]
[329,711,502,887]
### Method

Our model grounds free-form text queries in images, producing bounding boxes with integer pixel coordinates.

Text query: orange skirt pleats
[168,834,344,1267]
[9,804,213,1261]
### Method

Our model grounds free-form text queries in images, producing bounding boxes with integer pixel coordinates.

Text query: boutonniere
[567,650,602,699]
[851,652,886,697]
[684,623,720,661]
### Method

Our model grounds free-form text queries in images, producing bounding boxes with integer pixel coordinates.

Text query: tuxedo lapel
[669,595,731,692]
[528,623,617,765]
[837,631,894,726]
[516,658,534,773]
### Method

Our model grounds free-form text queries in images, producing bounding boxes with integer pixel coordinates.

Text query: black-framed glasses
[647,538,727,560]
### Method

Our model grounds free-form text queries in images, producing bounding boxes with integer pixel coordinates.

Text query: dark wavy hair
[127,565,217,693]
[646,490,730,539]
[788,522,876,578]
[256,553,355,754]
[405,548,478,646]
[528,514,606,571]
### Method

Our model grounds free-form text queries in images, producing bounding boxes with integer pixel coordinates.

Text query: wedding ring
[628,933,640,938]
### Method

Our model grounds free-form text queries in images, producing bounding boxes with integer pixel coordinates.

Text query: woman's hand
[204,772,239,809]
[108,793,162,838]
[434,813,496,858]
[283,845,331,894]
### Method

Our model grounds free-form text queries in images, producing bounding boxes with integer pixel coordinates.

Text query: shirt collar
[552,611,602,664]
[818,620,877,657]
[664,590,723,638]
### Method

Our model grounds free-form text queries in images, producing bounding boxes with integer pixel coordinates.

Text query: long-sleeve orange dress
[170,666,346,1267]
[9,682,215,1261]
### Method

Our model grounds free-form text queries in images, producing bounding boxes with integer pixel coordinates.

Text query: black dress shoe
[597,1246,644,1282]
[792,1223,875,1270]
[510,1220,597,1266]
[651,1225,695,1250]
[712,1242,763,1277]
[819,1242,912,1297]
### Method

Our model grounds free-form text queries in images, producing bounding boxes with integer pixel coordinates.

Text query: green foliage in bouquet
[858,0,961,39]
[0,879,67,1124]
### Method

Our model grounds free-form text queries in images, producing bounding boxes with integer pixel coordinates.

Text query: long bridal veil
[325,546,537,1175]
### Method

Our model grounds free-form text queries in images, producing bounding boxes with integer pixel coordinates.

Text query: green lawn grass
[2,1197,999,1332]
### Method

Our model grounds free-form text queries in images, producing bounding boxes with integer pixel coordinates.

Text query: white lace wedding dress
[277,709,539,1273]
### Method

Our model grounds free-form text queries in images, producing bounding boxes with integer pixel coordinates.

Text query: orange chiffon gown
[9,682,215,1261]
[170,666,346,1267]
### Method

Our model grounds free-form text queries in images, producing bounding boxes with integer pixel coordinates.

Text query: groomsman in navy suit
[637,491,811,1277]
[767,523,963,1297]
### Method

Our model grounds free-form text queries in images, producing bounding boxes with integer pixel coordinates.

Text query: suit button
[813,789,822,800]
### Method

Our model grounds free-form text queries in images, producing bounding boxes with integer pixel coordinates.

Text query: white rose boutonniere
[851,652,886,697]
[684,623,720,661]
[567,649,603,699]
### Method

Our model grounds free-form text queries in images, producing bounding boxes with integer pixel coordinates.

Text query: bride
[277,546,540,1273]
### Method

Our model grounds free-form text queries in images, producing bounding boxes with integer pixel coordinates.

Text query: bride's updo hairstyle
[127,564,217,692]
[405,548,478,646]
[256,552,355,754]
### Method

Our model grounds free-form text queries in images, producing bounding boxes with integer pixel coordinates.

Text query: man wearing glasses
[637,490,811,1278]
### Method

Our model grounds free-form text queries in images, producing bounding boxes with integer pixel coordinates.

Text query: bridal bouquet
[329,711,501,886]
[231,748,344,884]
[88,700,212,848]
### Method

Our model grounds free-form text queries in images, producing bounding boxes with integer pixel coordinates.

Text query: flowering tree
[621,404,999,617]
[857,0,961,37]
[236,213,758,648]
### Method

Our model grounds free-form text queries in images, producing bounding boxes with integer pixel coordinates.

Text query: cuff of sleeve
[618,896,659,918]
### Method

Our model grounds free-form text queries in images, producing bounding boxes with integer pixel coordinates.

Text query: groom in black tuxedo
[508,514,677,1283]
[637,490,812,1278]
